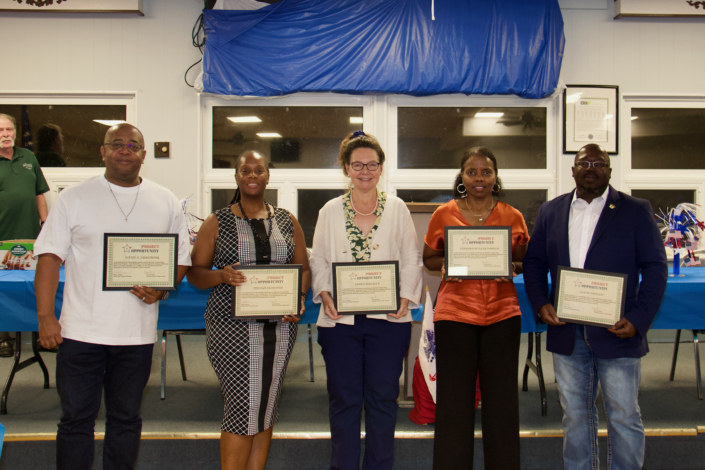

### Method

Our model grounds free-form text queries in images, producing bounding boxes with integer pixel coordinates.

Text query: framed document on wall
[563,85,619,154]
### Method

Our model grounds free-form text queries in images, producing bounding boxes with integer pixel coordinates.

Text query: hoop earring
[457,183,467,195]
[492,183,500,194]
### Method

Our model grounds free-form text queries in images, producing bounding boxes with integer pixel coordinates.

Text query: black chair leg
[176,335,187,381]
[535,332,547,417]
[522,333,533,392]
[670,329,681,381]
[693,330,702,400]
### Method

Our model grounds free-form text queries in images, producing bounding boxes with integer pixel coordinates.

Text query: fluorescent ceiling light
[228,116,261,123]
[256,132,282,138]
[566,92,583,104]
[605,114,613,120]
[349,117,364,124]
[631,116,639,120]
[93,120,127,126]
[474,112,504,118]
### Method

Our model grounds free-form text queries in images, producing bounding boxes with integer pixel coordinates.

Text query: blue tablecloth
[0,269,423,331]
[1,268,701,333]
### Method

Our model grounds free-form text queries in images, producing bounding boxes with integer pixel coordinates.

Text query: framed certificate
[232,265,302,320]
[444,226,512,279]
[103,233,178,291]
[332,261,400,315]
[555,266,628,328]
[563,85,619,154]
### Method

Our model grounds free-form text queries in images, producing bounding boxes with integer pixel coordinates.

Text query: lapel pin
[609,204,615,209]
[373,244,379,250]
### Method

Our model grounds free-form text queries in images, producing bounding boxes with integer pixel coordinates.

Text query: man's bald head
[574,143,610,167]
[104,123,144,146]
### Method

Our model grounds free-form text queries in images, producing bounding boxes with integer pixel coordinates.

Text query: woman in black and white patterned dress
[188,150,311,470]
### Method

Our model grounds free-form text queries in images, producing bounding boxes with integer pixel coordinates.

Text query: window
[397,107,547,169]
[631,108,705,170]
[0,104,127,168]
[298,189,346,246]
[211,106,363,169]
[202,94,556,246]
[622,96,705,220]
[211,189,279,214]
[631,189,695,215]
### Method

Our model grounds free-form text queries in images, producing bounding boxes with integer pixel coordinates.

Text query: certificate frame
[444,226,512,280]
[332,261,401,315]
[563,85,619,154]
[231,265,303,320]
[555,266,628,328]
[102,233,178,291]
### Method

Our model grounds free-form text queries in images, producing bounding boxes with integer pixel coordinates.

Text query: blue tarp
[202,0,564,99]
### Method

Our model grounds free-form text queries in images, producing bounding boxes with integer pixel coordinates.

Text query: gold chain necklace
[464,197,494,221]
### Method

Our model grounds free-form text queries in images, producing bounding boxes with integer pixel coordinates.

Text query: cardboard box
[0,240,37,270]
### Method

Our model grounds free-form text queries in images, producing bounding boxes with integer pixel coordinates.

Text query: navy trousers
[318,316,411,470]
[56,338,154,470]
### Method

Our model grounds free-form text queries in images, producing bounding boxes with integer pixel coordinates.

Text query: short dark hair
[36,124,61,151]
[453,147,504,199]
[337,132,386,176]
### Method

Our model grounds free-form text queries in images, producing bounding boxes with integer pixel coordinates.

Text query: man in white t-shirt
[34,123,192,470]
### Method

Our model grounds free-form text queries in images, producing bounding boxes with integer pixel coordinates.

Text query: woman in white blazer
[310,131,423,470]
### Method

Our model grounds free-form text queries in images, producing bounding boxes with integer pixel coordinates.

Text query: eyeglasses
[575,161,609,170]
[103,142,144,153]
[349,161,380,171]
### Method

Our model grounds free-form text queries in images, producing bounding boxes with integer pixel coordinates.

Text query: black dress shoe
[0,340,14,357]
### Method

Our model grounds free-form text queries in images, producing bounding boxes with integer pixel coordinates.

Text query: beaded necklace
[237,200,274,260]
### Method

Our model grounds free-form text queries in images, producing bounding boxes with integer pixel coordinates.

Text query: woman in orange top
[423,147,528,470]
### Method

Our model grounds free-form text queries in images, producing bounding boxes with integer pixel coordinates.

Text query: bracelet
[300,291,308,302]
[511,262,516,272]
[160,291,170,301]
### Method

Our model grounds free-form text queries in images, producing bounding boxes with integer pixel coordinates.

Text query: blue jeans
[553,326,644,470]
[318,316,411,470]
[56,338,154,470]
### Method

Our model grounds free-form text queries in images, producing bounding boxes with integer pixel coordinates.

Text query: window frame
[621,94,705,217]
[199,93,375,217]
[199,93,559,225]
[387,94,558,202]
[0,92,137,192]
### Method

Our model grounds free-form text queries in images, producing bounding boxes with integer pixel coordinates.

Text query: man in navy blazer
[523,143,667,470]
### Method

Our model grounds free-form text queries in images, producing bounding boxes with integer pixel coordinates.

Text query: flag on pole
[20,105,33,152]
[418,286,437,402]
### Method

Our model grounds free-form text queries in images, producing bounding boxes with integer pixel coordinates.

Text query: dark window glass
[396,188,546,235]
[501,189,547,235]
[211,189,278,214]
[631,189,695,215]
[397,107,546,169]
[631,108,705,169]
[298,189,346,247]
[397,189,453,203]
[0,104,127,167]
[212,107,363,169]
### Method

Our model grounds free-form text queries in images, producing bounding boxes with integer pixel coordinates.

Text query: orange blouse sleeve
[424,203,452,251]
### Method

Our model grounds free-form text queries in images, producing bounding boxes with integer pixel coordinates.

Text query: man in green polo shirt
[0,113,50,356]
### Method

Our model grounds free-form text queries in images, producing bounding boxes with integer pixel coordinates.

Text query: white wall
[0,0,204,200]
[1,0,704,203]
[557,0,705,195]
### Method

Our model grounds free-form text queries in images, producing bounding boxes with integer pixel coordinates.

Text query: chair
[669,329,703,400]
